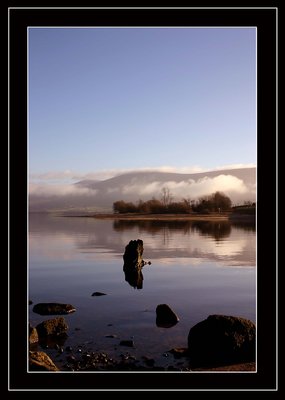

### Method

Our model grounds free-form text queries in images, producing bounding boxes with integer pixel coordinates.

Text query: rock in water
[29,351,59,371]
[156,304,179,328]
[123,239,145,269]
[188,314,256,367]
[33,302,76,315]
[91,292,106,296]
[36,317,68,337]
[123,239,147,289]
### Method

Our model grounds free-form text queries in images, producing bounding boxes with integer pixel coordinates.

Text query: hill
[29,167,256,213]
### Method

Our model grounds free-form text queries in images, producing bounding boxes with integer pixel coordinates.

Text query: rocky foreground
[29,240,256,372]
[29,309,256,372]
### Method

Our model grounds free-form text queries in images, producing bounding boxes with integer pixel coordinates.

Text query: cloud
[120,174,250,200]
[30,167,204,183]
[29,163,256,184]
[213,163,256,171]
[29,183,96,197]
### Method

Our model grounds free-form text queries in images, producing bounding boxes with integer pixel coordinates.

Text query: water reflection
[113,219,254,242]
[191,221,232,242]
[29,215,256,266]
[123,266,144,289]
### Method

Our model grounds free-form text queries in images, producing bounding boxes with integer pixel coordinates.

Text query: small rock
[142,356,155,367]
[33,303,76,315]
[105,334,117,338]
[169,348,189,358]
[29,300,33,305]
[91,292,107,296]
[119,340,134,348]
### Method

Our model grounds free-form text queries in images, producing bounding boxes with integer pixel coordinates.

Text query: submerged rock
[169,348,189,358]
[188,314,256,367]
[36,317,68,337]
[33,302,76,315]
[156,304,179,328]
[119,340,134,347]
[29,351,59,371]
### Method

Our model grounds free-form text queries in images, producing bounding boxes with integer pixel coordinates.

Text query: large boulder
[188,314,256,366]
[156,304,179,328]
[29,351,59,371]
[33,302,76,315]
[36,317,68,337]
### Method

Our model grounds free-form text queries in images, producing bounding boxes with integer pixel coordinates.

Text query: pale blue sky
[29,27,256,180]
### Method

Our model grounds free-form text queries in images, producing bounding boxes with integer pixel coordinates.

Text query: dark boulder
[33,302,76,315]
[188,314,256,367]
[156,304,179,328]
[36,317,68,337]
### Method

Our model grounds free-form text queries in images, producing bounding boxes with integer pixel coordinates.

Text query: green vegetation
[113,189,232,214]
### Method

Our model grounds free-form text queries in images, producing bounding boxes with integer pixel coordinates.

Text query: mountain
[29,167,256,213]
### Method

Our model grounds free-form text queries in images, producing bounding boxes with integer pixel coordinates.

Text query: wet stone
[91,292,107,296]
[33,303,76,315]
[119,340,134,348]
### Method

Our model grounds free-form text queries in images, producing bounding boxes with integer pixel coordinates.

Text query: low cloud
[29,183,96,197]
[121,174,251,201]
[29,166,256,210]
[30,163,256,184]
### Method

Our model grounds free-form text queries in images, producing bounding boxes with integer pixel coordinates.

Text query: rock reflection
[123,267,144,289]
[123,239,148,290]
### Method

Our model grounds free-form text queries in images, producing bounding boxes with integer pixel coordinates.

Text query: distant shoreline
[90,213,229,221]
[59,212,256,222]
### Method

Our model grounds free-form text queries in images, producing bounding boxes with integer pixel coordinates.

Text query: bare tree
[161,187,173,206]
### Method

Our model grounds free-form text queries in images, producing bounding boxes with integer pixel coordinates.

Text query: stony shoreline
[29,307,256,372]
[29,346,256,372]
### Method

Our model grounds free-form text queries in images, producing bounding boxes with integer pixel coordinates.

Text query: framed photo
[9,5,277,392]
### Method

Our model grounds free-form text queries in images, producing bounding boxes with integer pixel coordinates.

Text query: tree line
[113,189,232,214]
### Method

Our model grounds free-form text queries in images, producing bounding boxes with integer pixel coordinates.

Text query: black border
[9,5,277,392]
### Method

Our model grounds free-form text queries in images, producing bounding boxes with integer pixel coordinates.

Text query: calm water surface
[29,214,256,367]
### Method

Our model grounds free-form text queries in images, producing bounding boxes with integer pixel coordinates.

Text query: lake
[29,214,256,369]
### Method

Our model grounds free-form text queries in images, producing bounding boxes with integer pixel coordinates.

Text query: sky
[29,27,256,183]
